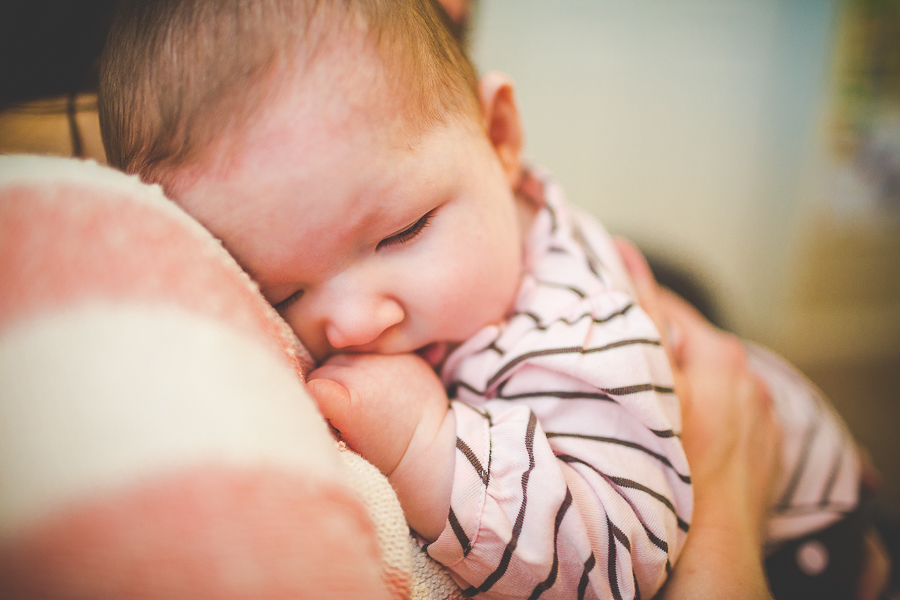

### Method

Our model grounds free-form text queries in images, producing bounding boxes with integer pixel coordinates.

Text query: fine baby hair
[99,0,480,193]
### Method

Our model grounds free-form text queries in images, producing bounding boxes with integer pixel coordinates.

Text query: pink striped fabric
[0,156,401,600]
[425,167,860,599]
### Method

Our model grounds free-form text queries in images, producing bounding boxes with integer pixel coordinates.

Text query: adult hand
[660,288,781,543]
[614,238,780,600]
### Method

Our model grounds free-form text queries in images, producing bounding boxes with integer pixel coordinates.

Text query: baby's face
[176,79,530,364]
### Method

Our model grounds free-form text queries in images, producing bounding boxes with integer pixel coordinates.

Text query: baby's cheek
[282,305,327,364]
[433,264,516,339]
[423,268,479,332]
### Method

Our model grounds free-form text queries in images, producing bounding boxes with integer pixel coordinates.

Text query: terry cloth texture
[0,155,414,599]
[339,445,465,600]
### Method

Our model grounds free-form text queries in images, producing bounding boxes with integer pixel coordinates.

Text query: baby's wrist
[389,407,456,541]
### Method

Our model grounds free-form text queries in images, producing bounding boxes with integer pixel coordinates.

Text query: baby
[99,0,869,597]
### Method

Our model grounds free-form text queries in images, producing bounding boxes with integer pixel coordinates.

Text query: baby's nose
[323,296,404,350]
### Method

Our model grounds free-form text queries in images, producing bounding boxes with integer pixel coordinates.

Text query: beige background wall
[469,0,900,516]
[470,0,837,343]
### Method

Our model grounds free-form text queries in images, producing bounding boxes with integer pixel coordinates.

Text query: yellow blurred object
[0,93,106,164]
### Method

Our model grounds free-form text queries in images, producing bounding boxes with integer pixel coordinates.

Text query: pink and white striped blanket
[0,155,460,600]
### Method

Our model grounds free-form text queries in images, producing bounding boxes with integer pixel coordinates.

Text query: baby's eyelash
[274,289,304,311]
[377,210,434,250]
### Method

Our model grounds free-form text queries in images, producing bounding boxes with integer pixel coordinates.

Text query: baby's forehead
[176,110,451,278]
[276,20,478,141]
[220,40,419,162]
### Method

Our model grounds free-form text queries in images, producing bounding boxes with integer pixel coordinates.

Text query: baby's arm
[426,291,692,598]
[306,353,456,541]
[310,331,686,599]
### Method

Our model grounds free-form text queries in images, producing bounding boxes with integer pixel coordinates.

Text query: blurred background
[1,0,897,520]
[470,0,900,521]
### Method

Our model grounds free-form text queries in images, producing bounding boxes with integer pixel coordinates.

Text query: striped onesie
[424,167,862,599]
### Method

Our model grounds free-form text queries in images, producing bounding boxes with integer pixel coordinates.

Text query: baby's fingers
[306,368,410,475]
[306,377,387,467]
[305,378,353,434]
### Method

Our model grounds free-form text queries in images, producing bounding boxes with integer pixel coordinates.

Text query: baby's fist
[306,353,448,476]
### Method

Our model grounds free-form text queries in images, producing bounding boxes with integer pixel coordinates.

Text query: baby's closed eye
[274,289,304,311]
[376,210,434,250]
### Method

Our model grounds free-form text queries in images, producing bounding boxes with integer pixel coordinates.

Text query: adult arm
[655,289,778,600]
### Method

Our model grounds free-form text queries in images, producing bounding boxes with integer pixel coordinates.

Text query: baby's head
[100,0,532,363]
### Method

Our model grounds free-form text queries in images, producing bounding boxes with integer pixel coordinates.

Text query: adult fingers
[858,447,883,495]
[664,286,782,515]
[613,237,691,402]
[613,236,669,347]
[663,288,775,416]
[857,529,891,600]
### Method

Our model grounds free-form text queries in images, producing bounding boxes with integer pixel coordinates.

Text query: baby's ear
[478,71,523,188]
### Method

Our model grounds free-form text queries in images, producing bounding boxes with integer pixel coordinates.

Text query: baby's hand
[306,353,447,475]
[306,353,456,540]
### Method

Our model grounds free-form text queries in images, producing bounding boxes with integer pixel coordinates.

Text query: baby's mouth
[417,342,449,369]
[417,341,464,371]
